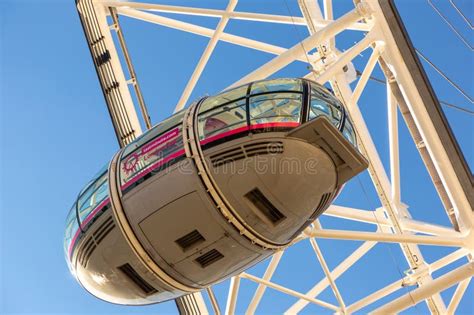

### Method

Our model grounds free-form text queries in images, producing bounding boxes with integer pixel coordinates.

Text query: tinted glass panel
[77,171,108,224]
[342,119,357,146]
[250,78,302,95]
[122,110,186,158]
[199,85,248,113]
[79,164,108,195]
[120,125,184,187]
[64,204,79,260]
[309,83,342,127]
[198,98,247,140]
[249,93,302,124]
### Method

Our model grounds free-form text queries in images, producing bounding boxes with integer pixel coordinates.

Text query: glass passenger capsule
[64,78,368,305]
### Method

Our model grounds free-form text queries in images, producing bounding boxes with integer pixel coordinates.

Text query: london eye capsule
[64,78,368,305]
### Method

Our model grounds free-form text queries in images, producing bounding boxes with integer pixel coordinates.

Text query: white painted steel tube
[308,229,465,247]
[116,8,307,61]
[446,278,471,314]
[315,32,374,85]
[371,262,474,314]
[228,5,370,89]
[240,273,339,311]
[285,241,376,313]
[246,251,284,314]
[174,0,238,112]
[224,277,240,315]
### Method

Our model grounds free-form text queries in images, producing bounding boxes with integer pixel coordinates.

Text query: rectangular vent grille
[210,146,245,167]
[244,141,283,157]
[245,188,286,225]
[118,263,158,295]
[175,230,205,251]
[195,249,224,268]
[79,216,115,267]
[210,141,283,167]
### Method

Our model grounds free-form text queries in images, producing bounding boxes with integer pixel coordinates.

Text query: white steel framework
[76,0,473,313]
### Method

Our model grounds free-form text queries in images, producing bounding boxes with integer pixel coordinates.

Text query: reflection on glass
[122,110,186,158]
[64,204,79,260]
[78,172,108,223]
[199,85,248,113]
[198,99,247,140]
[343,119,357,146]
[251,78,302,95]
[309,83,342,127]
[120,126,184,187]
[249,93,302,124]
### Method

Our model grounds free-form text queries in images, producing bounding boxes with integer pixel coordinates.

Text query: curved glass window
[249,93,302,125]
[342,118,357,146]
[250,78,302,95]
[120,116,185,188]
[309,83,342,127]
[197,78,304,142]
[199,85,248,114]
[77,171,109,224]
[122,110,186,158]
[198,98,247,140]
[64,165,110,263]
[64,203,79,260]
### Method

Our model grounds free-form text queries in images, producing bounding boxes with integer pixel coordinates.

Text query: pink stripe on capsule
[200,122,300,146]
[68,197,110,259]
[121,149,186,191]
[67,121,300,260]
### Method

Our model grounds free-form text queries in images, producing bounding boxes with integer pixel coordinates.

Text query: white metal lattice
[76,0,474,313]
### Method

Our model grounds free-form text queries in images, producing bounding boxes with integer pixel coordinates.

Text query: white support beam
[308,228,465,247]
[331,63,447,311]
[77,0,143,147]
[246,251,284,315]
[325,205,460,237]
[285,241,376,313]
[372,262,474,314]
[102,1,371,31]
[399,218,461,237]
[347,248,469,313]
[324,205,390,226]
[313,32,375,84]
[369,0,474,233]
[206,287,221,315]
[387,81,401,206]
[76,1,473,314]
[227,4,371,89]
[115,7,308,61]
[240,273,339,311]
[309,237,347,312]
[174,0,238,112]
[224,276,240,315]
[446,277,471,315]
[106,2,306,25]
[348,279,401,314]
[175,292,208,315]
[322,0,335,49]
[350,46,381,105]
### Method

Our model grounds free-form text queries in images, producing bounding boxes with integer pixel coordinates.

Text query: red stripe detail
[68,197,110,258]
[250,121,300,129]
[200,122,300,146]
[67,121,299,260]
[200,125,250,146]
[120,149,186,191]
[80,198,110,229]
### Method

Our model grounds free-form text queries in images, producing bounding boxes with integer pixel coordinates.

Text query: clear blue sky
[1,0,472,314]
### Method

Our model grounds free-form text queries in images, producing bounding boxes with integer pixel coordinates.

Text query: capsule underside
[64,78,368,305]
